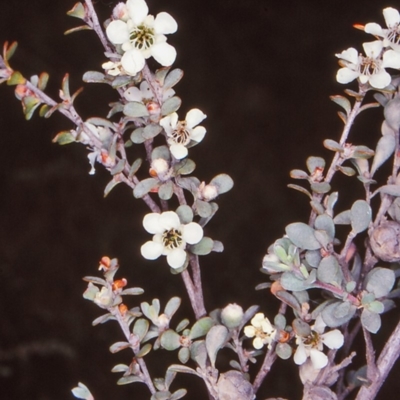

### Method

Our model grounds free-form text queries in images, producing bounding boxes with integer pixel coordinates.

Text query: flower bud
[200,183,218,201]
[150,158,170,180]
[221,303,244,329]
[112,3,129,20]
[370,221,400,262]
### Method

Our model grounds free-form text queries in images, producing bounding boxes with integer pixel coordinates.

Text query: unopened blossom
[150,158,171,181]
[198,182,219,201]
[365,8,400,52]
[244,312,276,350]
[106,0,177,76]
[102,60,123,77]
[160,108,207,159]
[293,316,344,370]
[83,283,115,308]
[336,41,400,89]
[140,211,203,269]
[221,303,244,329]
[112,2,129,21]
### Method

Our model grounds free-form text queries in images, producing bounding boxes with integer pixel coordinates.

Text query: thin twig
[252,341,278,393]
[355,319,400,400]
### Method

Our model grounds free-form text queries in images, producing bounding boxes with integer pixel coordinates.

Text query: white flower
[160,108,207,159]
[336,41,400,89]
[244,312,276,350]
[140,211,203,269]
[293,316,344,370]
[106,0,177,75]
[365,8,400,52]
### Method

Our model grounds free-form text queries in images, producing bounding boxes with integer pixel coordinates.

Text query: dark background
[0,0,399,399]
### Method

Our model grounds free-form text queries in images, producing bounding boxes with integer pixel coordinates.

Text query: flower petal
[106,20,130,44]
[182,222,203,244]
[121,49,146,75]
[141,241,163,260]
[154,12,178,34]
[127,0,149,25]
[383,7,400,28]
[369,70,391,89]
[363,41,383,59]
[170,143,188,159]
[336,47,358,64]
[293,344,307,365]
[244,326,256,338]
[253,337,264,350]
[364,23,384,36]
[190,126,206,143]
[167,248,187,268]
[309,349,328,369]
[251,313,265,327]
[185,108,207,128]
[336,68,359,84]
[143,213,162,234]
[382,49,400,69]
[124,86,143,102]
[139,81,153,99]
[321,330,344,349]
[150,42,177,66]
[159,211,181,230]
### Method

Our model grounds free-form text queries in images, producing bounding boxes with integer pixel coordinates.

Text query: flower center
[130,25,155,50]
[360,56,382,77]
[162,228,183,249]
[171,121,191,145]
[303,331,320,347]
[387,27,400,45]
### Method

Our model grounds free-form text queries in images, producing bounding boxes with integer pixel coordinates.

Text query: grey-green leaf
[82,70,106,83]
[190,237,214,255]
[330,95,351,115]
[350,200,372,233]
[176,205,193,224]
[323,139,344,152]
[161,96,181,116]
[210,174,234,194]
[189,317,214,340]
[306,156,325,173]
[195,199,213,218]
[131,127,146,144]
[133,178,159,198]
[361,308,381,334]
[317,255,342,285]
[384,98,400,131]
[124,101,149,118]
[206,325,229,367]
[321,301,356,328]
[143,123,162,139]
[371,133,396,176]
[365,267,395,298]
[333,209,351,225]
[290,169,309,179]
[280,272,310,291]
[285,222,321,250]
[164,68,184,90]
[315,214,335,241]
[159,181,174,200]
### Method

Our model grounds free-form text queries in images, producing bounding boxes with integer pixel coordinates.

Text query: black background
[0,1,399,399]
